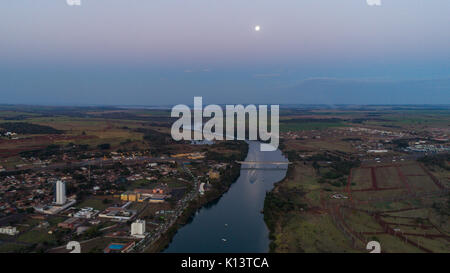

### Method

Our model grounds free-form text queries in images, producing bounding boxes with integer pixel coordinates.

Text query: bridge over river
[236,161,291,170]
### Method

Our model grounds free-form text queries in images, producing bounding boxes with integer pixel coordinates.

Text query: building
[73,207,98,219]
[131,219,146,238]
[199,182,205,195]
[120,191,138,202]
[55,180,66,205]
[98,207,136,221]
[34,199,76,215]
[191,140,214,145]
[148,194,167,203]
[76,226,90,235]
[208,170,220,179]
[121,189,170,203]
[0,226,19,236]
[367,149,389,153]
[57,217,84,230]
[135,188,166,195]
[172,152,205,160]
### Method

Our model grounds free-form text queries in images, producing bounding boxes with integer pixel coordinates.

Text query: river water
[164,141,288,253]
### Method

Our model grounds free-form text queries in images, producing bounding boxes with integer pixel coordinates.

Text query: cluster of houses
[1,131,19,139]
[405,141,450,153]
[0,173,58,216]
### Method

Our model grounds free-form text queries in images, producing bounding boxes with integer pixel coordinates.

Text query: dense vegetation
[97,143,111,150]
[136,128,173,146]
[342,137,362,142]
[19,143,97,160]
[418,154,450,170]
[392,138,410,148]
[432,194,450,223]
[306,152,342,162]
[263,166,307,252]
[19,144,62,158]
[0,122,62,134]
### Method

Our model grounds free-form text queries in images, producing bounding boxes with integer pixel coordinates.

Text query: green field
[280,122,347,132]
[76,197,112,211]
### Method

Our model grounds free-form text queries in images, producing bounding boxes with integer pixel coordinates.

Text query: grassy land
[280,122,347,132]
[265,144,450,253]
[272,212,357,253]
[16,229,56,244]
[0,243,29,253]
[76,197,112,211]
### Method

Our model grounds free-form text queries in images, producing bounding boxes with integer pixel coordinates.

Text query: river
[164,141,288,253]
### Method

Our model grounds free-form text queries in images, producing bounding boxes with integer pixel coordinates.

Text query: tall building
[55,180,66,205]
[131,219,146,237]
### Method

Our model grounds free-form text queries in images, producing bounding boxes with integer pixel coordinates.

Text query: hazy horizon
[1,0,449,105]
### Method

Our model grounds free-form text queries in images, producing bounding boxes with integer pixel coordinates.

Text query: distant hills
[274,78,450,105]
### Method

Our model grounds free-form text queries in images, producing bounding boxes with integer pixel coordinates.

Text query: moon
[254,25,261,32]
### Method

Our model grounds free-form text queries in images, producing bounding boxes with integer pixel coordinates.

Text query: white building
[199,183,205,195]
[73,207,98,219]
[0,226,19,236]
[55,180,67,205]
[131,219,146,238]
[4,132,17,137]
[367,149,388,153]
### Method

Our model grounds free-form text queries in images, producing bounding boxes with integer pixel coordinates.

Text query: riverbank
[262,141,363,253]
[263,161,296,252]
[162,141,288,252]
[144,141,249,253]
[262,148,358,252]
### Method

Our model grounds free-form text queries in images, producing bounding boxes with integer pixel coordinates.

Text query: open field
[350,168,372,190]
[267,106,450,253]
[75,197,112,211]
[272,213,357,253]
[280,122,347,132]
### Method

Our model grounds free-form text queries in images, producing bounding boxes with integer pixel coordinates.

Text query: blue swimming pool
[108,244,124,250]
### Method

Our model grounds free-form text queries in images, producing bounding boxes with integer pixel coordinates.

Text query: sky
[1,0,450,105]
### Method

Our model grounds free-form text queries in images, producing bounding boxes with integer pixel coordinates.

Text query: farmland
[266,106,450,253]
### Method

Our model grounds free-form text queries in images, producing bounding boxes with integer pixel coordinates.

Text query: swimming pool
[108,244,124,250]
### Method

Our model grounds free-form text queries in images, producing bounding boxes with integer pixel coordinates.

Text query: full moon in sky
[254,25,261,31]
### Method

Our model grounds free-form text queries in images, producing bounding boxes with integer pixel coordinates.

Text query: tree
[97,143,111,150]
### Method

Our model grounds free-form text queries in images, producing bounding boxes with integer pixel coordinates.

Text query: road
[131,163,200,253]
[2,156,188,175]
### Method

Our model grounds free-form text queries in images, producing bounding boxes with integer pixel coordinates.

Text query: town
[0,105,449,253]
[0,108,247,252]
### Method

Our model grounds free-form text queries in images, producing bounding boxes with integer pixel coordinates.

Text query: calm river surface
[164,141,288,253]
